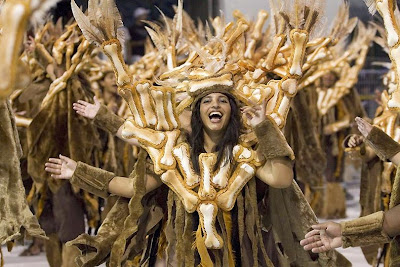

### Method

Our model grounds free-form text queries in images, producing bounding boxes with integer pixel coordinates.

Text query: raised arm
[356,117,400,165]
[73,97,139,147]
[242,101,294,188]
[45,154,161,198]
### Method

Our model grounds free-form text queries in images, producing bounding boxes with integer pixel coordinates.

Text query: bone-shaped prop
[159,130,180,170]
[225,19,249,52]
[150,87,180,131]
[0,0,30,98]
[173,143,200,188]
[198,202,223,249]
[161,169,200,213]
[119,86,145,127]
[121,119,166,148]
[289,29,309,77]
[102,40,131,86]
[135,81,157,127]
[198,153,218,200]
[244,10,268,59]
[377,0,400,48]
[261,34,286,71]
[216,163,255,211]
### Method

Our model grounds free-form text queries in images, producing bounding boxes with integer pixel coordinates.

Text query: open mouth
[209,111,223,123]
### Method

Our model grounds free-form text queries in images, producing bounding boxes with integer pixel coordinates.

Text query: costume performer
[45,0,351,266]
[301,117,400,267]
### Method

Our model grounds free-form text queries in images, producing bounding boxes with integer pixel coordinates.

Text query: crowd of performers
[2,0,400,266]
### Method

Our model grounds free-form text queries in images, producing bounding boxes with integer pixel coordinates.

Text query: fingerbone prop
[289,29,309,78]
[102,39,131,86]
[173,143,200,188]
[198,202,224,249]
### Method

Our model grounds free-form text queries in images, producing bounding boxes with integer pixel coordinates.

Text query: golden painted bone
[197,202,223,249]
[173,143,200,188]
[161,170,200,213]
[216,163,256,211]
[289,30,309,78]
[102,40,131,86]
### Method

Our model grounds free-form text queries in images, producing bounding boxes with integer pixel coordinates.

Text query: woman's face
[200,92,231,134]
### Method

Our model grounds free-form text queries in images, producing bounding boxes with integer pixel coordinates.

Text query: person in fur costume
[301,117,400,267]
[44,0,353,266]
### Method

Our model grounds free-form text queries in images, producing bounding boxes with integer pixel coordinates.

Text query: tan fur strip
[174,197,185,266]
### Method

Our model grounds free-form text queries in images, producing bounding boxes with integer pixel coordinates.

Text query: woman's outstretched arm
[45,154,162,198]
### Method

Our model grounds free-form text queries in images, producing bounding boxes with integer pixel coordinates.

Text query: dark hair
[189,93,241,174]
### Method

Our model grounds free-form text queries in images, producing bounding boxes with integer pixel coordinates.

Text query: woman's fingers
[304,229,321,239]
[77,100,89,106]
[59,154,70,162]
[48,158,62,164]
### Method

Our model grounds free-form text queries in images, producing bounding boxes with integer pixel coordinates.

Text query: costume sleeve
[93,104,125,135]
[71,161,116,198]
[341,211,390,248]
[365,126,400,161]
[254,118,295,160]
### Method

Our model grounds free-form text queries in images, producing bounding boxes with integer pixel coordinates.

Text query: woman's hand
[300,222,343,253]
[45,155,77,179]
[73,96,101,119]
[347,134,364,148]
[241,100,267,128]
[355,117,373,138]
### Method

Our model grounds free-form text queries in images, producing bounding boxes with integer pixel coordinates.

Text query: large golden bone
[289,29,309,78]
[102,39,131,87]
[244,10,268,59]
[135,81,157,127]
[260,34,286,71]
[197,202,223,249]
[161,170,200,213]
[264,78,298,129]
[198,153,218,200]
[121,119,166,148]
[150,87,180,131]
[173,143,200,188]
[159,129,180,170]
[216,163,255,211]
[0,0,30,98]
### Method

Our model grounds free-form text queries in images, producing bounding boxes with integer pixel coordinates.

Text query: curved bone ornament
[102,40,131,86]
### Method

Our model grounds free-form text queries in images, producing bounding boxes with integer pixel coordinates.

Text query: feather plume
[156,6,171,36]
[29,0,61,25]
[145,26,166,53]
[71,0,105,46]
[363,0,377,15]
